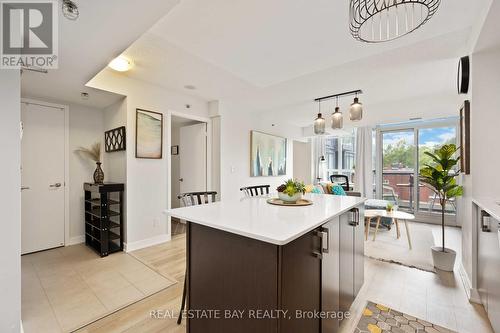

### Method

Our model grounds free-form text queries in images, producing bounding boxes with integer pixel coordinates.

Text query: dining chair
[239,185,270,197]
[330,174,350,191]
[176,190,217,325]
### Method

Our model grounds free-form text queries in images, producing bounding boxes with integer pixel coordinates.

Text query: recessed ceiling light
[184,85,196,90]
[81,92,89,100]
[108,56,133,72]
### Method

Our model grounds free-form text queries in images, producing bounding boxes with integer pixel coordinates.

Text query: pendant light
[349,92,363,121]
[314,100,326,135]
[331,97,343,129]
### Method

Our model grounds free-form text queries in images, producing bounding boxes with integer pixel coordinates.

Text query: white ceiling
[21,0,182,109]
[101,0,492,129]
[149,0,488,87]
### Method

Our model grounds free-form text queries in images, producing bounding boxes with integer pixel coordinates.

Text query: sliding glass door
[376,120,458,223]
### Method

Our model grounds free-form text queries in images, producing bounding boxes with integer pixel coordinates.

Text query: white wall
[293,140,312,184]
[69,103,105,242]
[218,102,301,199]
[0,70,21,332]
[88,70,209,249]
[461,0,500,290]
[171,124,181,208]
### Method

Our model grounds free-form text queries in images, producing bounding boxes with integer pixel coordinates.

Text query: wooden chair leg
[372,216,381,241]
[177,272,187,325]
[365,217,370,241]
[395,218,401,239]
[404,219,412,250]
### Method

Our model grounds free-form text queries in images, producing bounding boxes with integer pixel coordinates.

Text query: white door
[179,123,207,194]
[21,102,65,254]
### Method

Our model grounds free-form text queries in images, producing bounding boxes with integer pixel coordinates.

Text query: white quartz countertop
[472,197,500,221]
[166,193,365,245]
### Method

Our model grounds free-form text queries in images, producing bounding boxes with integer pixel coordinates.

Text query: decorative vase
[93,162,104,184]
[278,192,302,204]
[431,246,456,271]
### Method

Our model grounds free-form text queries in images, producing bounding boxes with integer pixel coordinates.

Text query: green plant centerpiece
[419,144,463,271]
[75,142,104,184]
[386,202,394,212]
[276,179,306,204]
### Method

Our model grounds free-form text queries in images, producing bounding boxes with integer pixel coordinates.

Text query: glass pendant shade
[349,97,363,121]
[314,113,326,135]
[331,107,343,129]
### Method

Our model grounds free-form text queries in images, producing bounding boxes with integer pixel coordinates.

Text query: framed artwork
[135,109,163,159]
[460,100,470,174]
[250,130,287,177]
[171,145,179,155]
[104,126,126,152]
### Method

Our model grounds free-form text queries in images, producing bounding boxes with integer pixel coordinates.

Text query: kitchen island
[167,193,366,333]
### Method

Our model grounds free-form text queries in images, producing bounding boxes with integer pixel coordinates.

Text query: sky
[383,127,456,148]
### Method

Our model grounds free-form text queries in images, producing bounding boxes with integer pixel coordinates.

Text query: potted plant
[386,202,394,212]
[75,142,104,184]
[277,179,306,204]
[419,144,463,271]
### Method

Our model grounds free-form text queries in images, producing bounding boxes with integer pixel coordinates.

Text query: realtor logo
[1,1,58,69]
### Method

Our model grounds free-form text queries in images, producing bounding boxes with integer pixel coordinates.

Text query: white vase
[278,192,302,203]
[431,246,456,271]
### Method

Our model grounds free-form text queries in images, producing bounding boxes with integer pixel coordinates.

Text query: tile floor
[22,244,176,333]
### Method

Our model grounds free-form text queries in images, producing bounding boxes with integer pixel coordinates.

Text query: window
[324,131,356,182]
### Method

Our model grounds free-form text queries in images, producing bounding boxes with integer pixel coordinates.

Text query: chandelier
[349,0,441,43]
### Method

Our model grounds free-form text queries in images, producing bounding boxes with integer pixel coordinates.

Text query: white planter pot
[431,246,456,272]
[278,192,302,203]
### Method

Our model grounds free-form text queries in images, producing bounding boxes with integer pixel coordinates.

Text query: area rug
[21,244,176,333]
[356,301,456,333]
[365,221,436,272]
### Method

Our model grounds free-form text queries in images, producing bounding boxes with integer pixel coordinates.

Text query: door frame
[21,98,70,247]
[166,110,212,239]
[375,118,459,225]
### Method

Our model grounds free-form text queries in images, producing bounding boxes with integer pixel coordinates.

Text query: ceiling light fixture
[349,92,363,121]
[62,0,79,20]
[349,0,441,43]
[331,97,343,130]
[108,56,133,72]
[313,100,326,135]
[314,89,363,131]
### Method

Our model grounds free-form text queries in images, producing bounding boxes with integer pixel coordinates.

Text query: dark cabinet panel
[339,212,354,313]
[188,223,279,333]
[354,206,365,296]
[321,217,340,333]
[280,228,322,333]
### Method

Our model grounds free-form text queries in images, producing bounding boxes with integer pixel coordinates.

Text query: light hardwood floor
[77,229,492,333]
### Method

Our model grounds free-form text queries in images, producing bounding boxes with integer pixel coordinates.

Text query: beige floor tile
[97,284,144,310]
[22,308,62,333]
[121,266,161,284]
[132,274,173,295]
[53,298,107,332]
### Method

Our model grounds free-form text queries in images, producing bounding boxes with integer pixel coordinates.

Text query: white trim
[124,234,169,252]
[20,98,70,248]
[166,110,212,240]
[458,260,481,304]
[68,235,85,245]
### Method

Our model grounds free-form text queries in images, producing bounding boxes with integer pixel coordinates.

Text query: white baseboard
[458,260,481,304]
[67,235,85,245]
[124,234,170,252]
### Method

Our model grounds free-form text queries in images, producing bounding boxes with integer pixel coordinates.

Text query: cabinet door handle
[481,211,491,232]
[49,183,62,188]
[312,251,323,260]
[320,227,329,253]
[349,208,360,226]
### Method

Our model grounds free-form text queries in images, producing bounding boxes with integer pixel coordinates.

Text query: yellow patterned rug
[356,302,456,333]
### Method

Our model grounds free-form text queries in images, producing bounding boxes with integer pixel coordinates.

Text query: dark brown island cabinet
[181,203,364,333]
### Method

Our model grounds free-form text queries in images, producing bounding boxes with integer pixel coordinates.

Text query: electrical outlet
[230,166,236,173]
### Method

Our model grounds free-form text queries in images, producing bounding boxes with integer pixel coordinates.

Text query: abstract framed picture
[459,100,470,174]
[250,131,287,177]
[135,109,163,159]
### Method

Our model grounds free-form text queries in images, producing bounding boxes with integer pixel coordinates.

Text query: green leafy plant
[419,144,463,252]
[74,142,101,162]
[386,202,394,212]
[277,179,306,197]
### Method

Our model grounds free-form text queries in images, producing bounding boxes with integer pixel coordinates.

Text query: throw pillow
[329,184,347,196]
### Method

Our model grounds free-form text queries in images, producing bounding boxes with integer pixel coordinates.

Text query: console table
[84,182,124,257]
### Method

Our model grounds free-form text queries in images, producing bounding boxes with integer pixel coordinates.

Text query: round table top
[365,209,415,220]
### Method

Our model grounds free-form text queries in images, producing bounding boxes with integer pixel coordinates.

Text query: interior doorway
[21,100,69,254]
[168,113,211,236]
